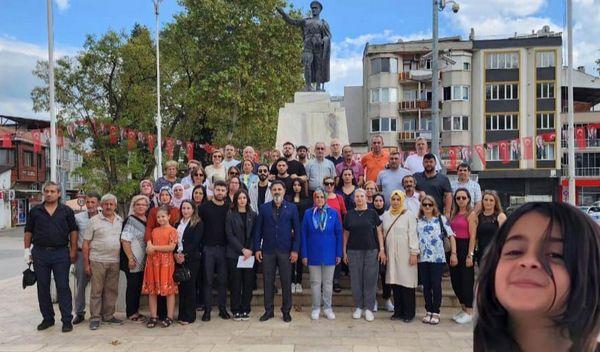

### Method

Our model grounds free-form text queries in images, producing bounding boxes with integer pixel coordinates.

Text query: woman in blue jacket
[301,189,343,321]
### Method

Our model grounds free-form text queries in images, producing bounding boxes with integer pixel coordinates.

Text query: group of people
[23,137,600,352]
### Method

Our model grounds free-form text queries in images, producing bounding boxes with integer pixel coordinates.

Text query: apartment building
[349,26,563,206]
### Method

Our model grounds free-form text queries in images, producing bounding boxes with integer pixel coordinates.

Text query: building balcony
[561,166,600,177]
[561,138,600,148]
[398,100,431,112]
[397,130,432,142]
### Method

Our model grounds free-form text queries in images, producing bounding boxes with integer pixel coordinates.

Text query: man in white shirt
[402,175,420,215]
[306,142,336,195]
[404,137,441,173]
[222,144,240,171]
[451,163,482,213]
[376,151,411,204]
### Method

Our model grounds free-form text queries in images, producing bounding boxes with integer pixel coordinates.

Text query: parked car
[578,206,600,223]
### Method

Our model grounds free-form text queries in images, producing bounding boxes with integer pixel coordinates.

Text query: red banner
[448,147,457,170]
[109,125,119,144]
[474,144,486,168]
[166,138,175,159]
[127,130,136,150]
[522,137,534,160]
[186,141,194,161]
[146,134,156,154]
[576,127,586,149]
[32,130,41,153]
[499,141,510,164]
[2,132,12,148]
[57,128,64,147]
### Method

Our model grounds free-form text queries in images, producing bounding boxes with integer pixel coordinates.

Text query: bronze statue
[277,1,331,92]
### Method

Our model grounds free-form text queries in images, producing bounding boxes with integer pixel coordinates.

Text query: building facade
[349,27,565,207]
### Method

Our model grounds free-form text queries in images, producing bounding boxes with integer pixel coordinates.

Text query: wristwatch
[468,252,475,257]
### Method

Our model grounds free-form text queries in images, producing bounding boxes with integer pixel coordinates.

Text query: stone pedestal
[275,92,349,149]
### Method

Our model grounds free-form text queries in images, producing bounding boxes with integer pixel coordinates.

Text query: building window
[536,51,555,68]
[0,149,15,166]
[370,88,398,103]
[538,142,555,160]
[486,83,519,100]
[486,52,519,69]
[403,89,417,101]
[371,118,397,132]
[24,151,34,167]
[486,144,517,162]
[402,117,416,131]
[537,82,555,99]
[486,114,519,131]
[424,59,432,70]
[442,116,469,131]
[443,85,470,101]
[371,57,398,75]
[463,62,470,70]
[420,117,432,131]
[536,113,555,129]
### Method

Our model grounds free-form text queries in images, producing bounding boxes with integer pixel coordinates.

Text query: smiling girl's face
[494,211,570,318]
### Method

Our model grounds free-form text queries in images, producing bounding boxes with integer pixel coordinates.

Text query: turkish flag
[109,125,119,144]
[127,130,137,150]
[448,147,457,170]
[57,128,64,147]
[166,138,175,159]
[2,132,12,148]
[576,127,586,149]
[32,130,41,153]
[499,141,510,164]
[522,137,534,160]
[542,132,556,142]
[474,144,486,168]
[186,141,194,161]
[146,134,156,154]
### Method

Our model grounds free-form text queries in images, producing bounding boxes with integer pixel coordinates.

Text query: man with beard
[376,151,411,204]
[253,181,300,323]
[223,144,240,171]
[198,180,231,321]
[269,142,307,182]
[249,164,272,212]
[296,145,309,166]
[274,158,294,199]
[413,153,452,218]
[360,135,389,182]
[402,175,420,215]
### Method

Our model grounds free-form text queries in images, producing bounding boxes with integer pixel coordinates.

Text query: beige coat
[382,210,419,288]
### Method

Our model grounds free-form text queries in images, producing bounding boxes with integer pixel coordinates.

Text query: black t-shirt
[414,171,452,213]
[198,201,229,246]
[25,203,78,247]
[258,185,268,207]
[276,175,294,198]
[269,159,307,177]
[343,209,382,251]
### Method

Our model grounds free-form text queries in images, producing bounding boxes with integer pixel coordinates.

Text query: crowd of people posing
[23,136,600,352]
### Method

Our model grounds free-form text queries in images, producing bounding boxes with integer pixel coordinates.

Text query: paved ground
[0,226,472,352]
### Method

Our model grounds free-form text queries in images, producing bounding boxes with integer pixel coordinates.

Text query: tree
[31,26,157,209]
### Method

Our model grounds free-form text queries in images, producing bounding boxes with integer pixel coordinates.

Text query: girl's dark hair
[191,184,207,205]
[336,168,358,191]
[292,178,308,199]
[474,202,600,352]
[232,189,251,213]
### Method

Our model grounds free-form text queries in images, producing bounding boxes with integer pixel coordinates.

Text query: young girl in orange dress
[142,206,178,328]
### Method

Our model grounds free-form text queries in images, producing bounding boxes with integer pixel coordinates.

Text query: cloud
[54,0,70,12]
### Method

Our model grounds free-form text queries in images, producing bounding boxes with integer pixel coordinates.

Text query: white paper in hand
[237,255,255,269]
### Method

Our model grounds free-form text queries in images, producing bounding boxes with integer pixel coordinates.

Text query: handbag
[173,263,191,283]
[22,263,36,289]
[380,212,404,274]
[438,215,451,253]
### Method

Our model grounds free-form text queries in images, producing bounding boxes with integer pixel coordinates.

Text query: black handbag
[173,264,191,283]
[22,263,37,289]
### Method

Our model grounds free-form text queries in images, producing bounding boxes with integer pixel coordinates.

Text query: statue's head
[310,1,323,16]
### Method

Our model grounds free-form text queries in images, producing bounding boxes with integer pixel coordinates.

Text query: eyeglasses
[194,173,204,177]
[455,196,468,200]
[258,169,269,174]
[213,155,223,159]
[316,147,325,150]
[422,203,434,208]
[324,181,335,186]
[229,172,239,176]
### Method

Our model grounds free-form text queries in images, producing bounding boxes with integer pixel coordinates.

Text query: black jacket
[174,221,204,262]
[225,209,257,259]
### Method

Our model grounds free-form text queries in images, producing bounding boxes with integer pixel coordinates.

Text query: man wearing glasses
[250,164,273,212]
[306,142,336,197]
[181,159,202,190]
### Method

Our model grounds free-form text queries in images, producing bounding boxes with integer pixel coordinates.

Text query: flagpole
[46,0,58,182]
[567,0,575,205]
[154,0,163,178]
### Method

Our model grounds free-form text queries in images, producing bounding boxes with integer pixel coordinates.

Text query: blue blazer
[253,201,300,254]
[301,207,343,266]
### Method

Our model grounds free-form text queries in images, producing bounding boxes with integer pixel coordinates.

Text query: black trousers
[392,285,416,319]
[125,271,144,318]
[203,246,228,311]
[196,255,204,309]
[449,238,474,308]
[291,257,303,285]
[263,251,292,314]
[227,258,256,314]
[31,247,73,324]
[178,259,201,323]
[418,262,444,314]
[380,266,392,300]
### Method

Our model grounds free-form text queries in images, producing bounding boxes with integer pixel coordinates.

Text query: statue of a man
[277,1,331,92]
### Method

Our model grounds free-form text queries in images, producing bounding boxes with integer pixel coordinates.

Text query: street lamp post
[46,0,58,182]
[153,0,163,178]
[431,0,459,158]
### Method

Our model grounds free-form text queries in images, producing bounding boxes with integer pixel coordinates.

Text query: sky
[1,0,599,119]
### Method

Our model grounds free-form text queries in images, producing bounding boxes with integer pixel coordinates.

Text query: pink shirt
[450,213,470,240]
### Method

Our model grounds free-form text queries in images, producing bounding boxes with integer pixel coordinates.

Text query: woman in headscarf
[139,179,157,210]
[301,188,343,321]
[381,190,419,322]
[171,183,186,208]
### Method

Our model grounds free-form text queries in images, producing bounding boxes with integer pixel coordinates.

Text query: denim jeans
[308,265,335,310]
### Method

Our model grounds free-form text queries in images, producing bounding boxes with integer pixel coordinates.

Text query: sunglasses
[422,203,434,208]
[195,173,204,177]
[213,155,223,159]
[455,196,468,200]
[324,181,335,186]
[316,147,325,150]
[229,172,239,176]
[258,170,269,174]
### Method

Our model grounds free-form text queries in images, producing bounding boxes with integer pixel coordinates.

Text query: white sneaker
[352,308,363,319]
[364,310,375,322]
[324,309,336,320]
[310,309,320,320]
[295,283,303,293]
[373,301,378,312]
[291,284,296,294]
[452,310,465,322]
[455,312,473,324]
[384,299,394,312]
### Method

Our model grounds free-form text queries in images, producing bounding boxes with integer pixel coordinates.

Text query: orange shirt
[361,150,389,182]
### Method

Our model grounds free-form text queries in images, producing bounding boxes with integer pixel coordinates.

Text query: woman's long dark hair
[232,189,251,213]
[191,184,207,206]
[336,167,358,191]
[474,202,600,352]
[291,178,308,199]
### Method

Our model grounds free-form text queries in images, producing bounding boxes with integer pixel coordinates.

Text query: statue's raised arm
[276,7,304,27]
